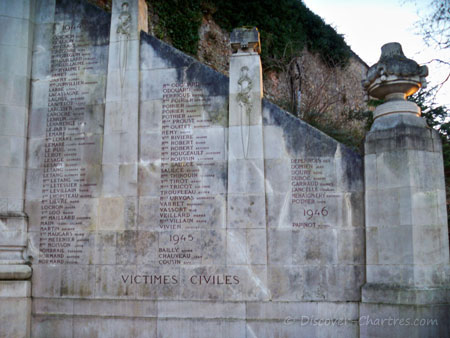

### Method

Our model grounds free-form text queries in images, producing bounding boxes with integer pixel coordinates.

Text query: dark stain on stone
[340,146,364,192]
[141,31,193,69]
[262,99,338,157]
[184,61,228,96]
[263,99,363,191]
[56,0,111,46]
[140,32,229,96]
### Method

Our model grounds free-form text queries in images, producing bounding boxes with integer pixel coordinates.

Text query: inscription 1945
[158,82,223,266]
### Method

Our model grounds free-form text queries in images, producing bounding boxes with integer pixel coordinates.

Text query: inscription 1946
[290,157,336,228]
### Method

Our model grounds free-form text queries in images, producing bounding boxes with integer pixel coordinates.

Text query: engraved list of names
[158,82,224,266]
[38,23,106,264]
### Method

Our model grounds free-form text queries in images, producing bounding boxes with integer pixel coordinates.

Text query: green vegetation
[410,88,449,143]
[210,0,350,68]
[148,0,351,67]
[150,0,203,55]
[303,108,373,153]
[87,0,112,11]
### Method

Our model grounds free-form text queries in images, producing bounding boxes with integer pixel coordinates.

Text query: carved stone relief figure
[117,2,131,90]
[236,66,253,158]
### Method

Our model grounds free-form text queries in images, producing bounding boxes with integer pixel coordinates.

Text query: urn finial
[363,42,428,101]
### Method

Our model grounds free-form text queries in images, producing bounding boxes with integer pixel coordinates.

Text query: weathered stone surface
[0,281,31,337]
[363,42,428,100]
[26,0,110,273]
[23,0,366,331]
[360,303,450,338]
[3,1,447,337]
[0,0,34,334]
[361,43,449,338]
[230,27,261,54]
[365,124,449,287]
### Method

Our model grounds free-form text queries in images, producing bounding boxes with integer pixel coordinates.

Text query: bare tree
[418,0,450,49]
[413,0,450,97]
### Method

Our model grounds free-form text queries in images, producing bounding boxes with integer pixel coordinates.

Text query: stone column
[102,0,147,196]
[361,43,450,337]
[227,28,267,269]
[100,0,147,228]
[0,0,34,336]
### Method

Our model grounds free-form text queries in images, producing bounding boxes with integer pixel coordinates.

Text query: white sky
[302,0,450,106]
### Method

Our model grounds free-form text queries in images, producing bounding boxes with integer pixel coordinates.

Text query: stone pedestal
[0,0,35,336]
[362,43,450,338]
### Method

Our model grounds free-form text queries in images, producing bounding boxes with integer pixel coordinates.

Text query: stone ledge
[362,283,450,305]
[365,123,439,154]
[0,280,31,297]
[0,212,28,218]
[31,298,360,320]
[368,112,428,133]
[373,100,419,120]
[0,264,32,280]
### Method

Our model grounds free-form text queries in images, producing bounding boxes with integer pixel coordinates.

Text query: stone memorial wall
[137,33,232,299]
[24,0,364,330]
[263,100,364,302]
[34,1,109,266]
[26,1,109,303]
[0,0,448,337]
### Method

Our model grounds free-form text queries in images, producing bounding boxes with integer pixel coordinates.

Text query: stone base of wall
[361,283,450,337]
[0,281,31,338]
[31,299,360,338]
[361,302,450,338]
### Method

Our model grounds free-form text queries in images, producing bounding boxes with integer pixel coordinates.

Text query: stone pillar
[227,28,267,269]
[361,43,450,337]
[102,0,147,196]
[0,0,34,336]
[100,0,147,228]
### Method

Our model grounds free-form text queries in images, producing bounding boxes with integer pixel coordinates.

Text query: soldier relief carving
[237,66,253,158]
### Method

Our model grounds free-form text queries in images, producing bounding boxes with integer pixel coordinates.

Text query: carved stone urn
[363,42,428,121]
